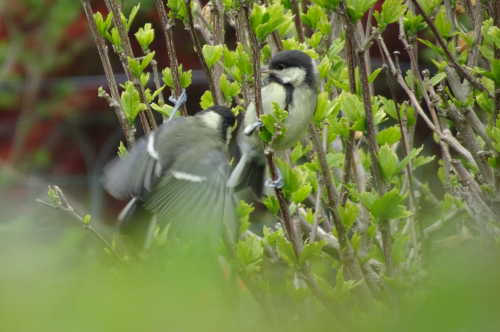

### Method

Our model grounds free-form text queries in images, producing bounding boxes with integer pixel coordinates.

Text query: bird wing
[102,117,186,200]
[145,148,238,247]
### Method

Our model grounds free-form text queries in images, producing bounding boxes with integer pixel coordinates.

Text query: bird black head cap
[267,50,318,89]
[198,105,236,142]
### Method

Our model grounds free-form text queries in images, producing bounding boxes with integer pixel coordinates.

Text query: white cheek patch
[276,67,306,85]
[147,132,160,160]
[200,111,222,130]
[172,171,207,182]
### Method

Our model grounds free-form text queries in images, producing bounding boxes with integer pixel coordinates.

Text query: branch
[408,0,494,99]
[154,0,188,116]
[211,0,225,105]
[339,0,394,278]
[241,5,301,258]
[184,0,219,104]
[290,0,305,43]
[36,186,125,264]
[105,0,157,133]
[80,0,136,148]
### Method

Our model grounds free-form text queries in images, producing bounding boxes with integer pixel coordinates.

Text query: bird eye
[276,64,285,70]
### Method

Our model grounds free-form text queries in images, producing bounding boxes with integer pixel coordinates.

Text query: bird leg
[243,117,264,136]
[167,88,187,122]
[265,164,284,189]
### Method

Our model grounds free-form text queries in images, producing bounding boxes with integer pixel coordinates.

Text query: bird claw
[265,165,284,189]
[244,118,264,136]
[167,88,187,122]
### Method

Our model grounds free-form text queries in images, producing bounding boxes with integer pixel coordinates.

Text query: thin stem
[105,0,157,132]
[80,0,135,148]
[154,0,189,116]
[211,0,225,105]
[37,186,125,264]
[184,0,219,104]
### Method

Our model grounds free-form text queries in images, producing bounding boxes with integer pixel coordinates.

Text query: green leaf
[338,202,359,232]
[476,91,494,114]
[151,103,175,118]
[479,45,495,61]
[140,72,150,87]
[393,232,410,266]
[393,146,423,176]
[402,11,427,37]
[341,93,365,132]
[235,43,253,76]
[105,28,122,52]
[200,91,214,109]
[275,158,298,196]
[127,4,140,32]
[435,6,452,39]
[251,2,292,43]
[263,227,283,246]
[162,67,173,88]
[292,184,313,204]
[377,126,401,146]
[376,144,399,183]
[418,38,446,58]
[276,236,297,268]
[135,23,155,53]
[317,56,332,80]
[418,0,441,15]
[139,51,155,73]
[117,141,128,159]
[121,81,145,125]
[488,26,500,49]
[346,0,377,23]
[368,68,383,83]
[235,235,264,276]
[237,200,254,234]
[180,68,192,88]
[84,215,91,224]
[430,72,446,86]
[202,45,223,70]
[263,195,280,216]
[374,0,407,32]
[350,232,361,251]
[413,155,435,168]
[369,188,411,220]
[298,239,328,266]
[291,141,312,164]
[310,32,323,49]
[94,11,114,39]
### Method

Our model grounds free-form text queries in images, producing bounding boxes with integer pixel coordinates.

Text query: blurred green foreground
[1,213,500,332]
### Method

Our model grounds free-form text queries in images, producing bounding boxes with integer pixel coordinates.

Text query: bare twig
[80,0,136,148]
[37,186,125,263]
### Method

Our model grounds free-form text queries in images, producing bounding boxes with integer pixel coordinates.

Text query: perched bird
[103,105,237,249]
[228,50,320,195]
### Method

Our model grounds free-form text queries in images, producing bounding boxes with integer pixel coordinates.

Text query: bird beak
[261,67,275,74]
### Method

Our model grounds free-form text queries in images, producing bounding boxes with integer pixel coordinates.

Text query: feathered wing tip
[227,153,266,197]
[102,137,162,200]
[145,149,238,250]
[118,197,156,249]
